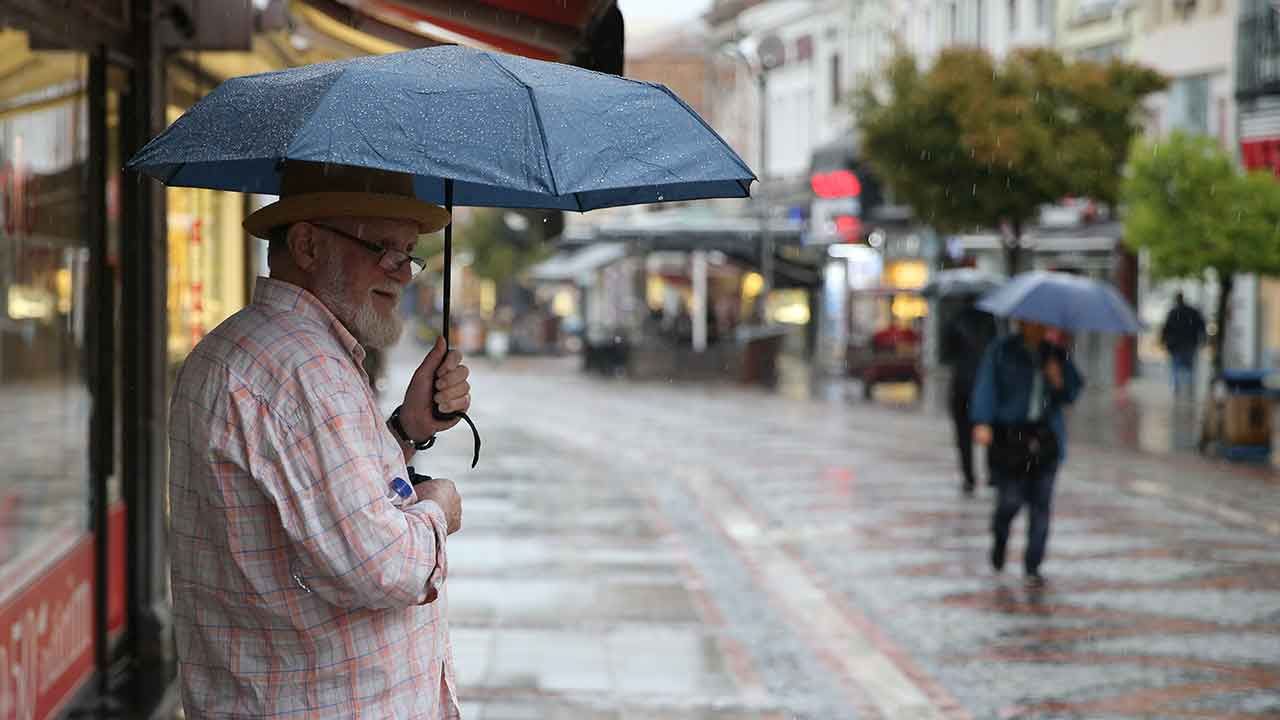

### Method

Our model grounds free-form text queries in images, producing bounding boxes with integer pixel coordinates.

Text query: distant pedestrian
[1160,292,1207,398]
[971,320,1083,588]
[940,302,998,495]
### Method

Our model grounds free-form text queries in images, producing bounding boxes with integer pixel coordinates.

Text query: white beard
[314,256,403,349]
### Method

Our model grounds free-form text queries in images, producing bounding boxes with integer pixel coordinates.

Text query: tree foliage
[1123,132,1280,279]
[449,208,555,284]
[1122,131,1280,372]
[856,47,1165,272]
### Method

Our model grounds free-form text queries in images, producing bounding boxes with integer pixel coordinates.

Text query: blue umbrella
[126,45,754,209]
[976,271,1142,334]
[127,45,755,468]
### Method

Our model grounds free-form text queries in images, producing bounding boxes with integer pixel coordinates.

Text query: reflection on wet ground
[384,340,1279,719]
[780,351,1269,467]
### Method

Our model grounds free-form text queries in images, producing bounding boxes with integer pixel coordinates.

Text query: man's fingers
[435,382,469,403]
[435,392,470,413]
[435,365,470,389]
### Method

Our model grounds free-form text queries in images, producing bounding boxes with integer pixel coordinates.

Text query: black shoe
[990,542,1006,572]
[1024,573,1046,589]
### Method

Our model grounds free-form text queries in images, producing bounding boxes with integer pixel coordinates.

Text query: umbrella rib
[656,85,757,180]
[163,162,187,186]
[482,54,561,197]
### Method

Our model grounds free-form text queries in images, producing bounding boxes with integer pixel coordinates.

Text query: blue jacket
[969,334,1084,462]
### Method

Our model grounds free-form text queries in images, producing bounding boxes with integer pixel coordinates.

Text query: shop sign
[0,539,93,720]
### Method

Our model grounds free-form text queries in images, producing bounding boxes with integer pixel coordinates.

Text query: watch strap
[390,406,436,450]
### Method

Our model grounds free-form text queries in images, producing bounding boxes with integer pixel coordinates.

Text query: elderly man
[168,162,469,719]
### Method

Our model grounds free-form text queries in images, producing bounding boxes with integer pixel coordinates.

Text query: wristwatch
[388,405,436,451]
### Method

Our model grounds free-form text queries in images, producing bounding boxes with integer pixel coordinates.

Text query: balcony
[1238,10,1280,100]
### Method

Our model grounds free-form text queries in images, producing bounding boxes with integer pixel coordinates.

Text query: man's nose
[388,260,412,284]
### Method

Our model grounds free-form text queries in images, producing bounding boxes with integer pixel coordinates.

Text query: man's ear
[287,222,321,271]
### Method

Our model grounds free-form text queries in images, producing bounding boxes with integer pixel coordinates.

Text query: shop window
[165,165,246,368]
[0,34,91,574]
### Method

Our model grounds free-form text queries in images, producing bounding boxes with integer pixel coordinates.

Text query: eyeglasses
[310,223,427,276]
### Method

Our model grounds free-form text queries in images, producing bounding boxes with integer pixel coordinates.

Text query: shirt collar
[252,277,366,366]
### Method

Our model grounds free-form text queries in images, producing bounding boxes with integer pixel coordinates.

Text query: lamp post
[721,34,784,318]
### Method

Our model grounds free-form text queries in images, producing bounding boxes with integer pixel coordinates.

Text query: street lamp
[719,34,784,319]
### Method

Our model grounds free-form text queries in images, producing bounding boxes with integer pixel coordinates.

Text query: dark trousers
[991,465,1058,575]
[949,392,976,490]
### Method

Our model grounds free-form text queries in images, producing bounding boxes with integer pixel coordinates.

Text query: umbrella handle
[433,178,481,468]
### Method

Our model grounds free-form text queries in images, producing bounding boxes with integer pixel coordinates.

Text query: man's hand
[1044,358,1064,390]
[415,478,462,535]
[401,337,471,439]
[973,424,993,447]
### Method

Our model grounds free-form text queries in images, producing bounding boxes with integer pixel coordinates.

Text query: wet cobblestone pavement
[386,347,1280,720]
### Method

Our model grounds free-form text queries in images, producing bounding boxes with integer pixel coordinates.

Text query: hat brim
[243,192,451,238]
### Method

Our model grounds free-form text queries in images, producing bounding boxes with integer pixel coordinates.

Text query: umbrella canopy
[976,271,1142,334]
[921,268,1004,299]
[126,45,755,210]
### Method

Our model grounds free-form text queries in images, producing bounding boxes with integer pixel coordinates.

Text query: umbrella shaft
[442,179,453,348]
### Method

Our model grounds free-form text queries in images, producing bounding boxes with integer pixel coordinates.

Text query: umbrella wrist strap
[432,406,481,468]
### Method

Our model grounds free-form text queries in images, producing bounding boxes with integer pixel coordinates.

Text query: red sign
[0,503,127,720]
[810,170,862,199]
[0,538,93,720]
[835,215,862,242]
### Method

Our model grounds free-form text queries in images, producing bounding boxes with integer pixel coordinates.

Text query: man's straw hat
[243,161,450,239]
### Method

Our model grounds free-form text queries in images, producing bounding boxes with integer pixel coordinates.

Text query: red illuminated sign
[835,215,862,241]
[811,170,862,199]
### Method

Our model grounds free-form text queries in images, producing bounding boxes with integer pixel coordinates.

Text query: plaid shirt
[169,277,459,719]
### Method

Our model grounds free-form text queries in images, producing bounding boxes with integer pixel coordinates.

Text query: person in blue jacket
[970,319,1084,587]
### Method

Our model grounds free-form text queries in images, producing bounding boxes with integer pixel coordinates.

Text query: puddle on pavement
[449,577,700,626]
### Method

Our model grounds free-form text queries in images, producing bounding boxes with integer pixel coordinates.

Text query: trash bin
[1209,370,1276,461]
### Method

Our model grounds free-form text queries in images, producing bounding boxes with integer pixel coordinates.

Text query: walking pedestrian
[1160,292,1207,399]
[940,301,998,495]
[168,163,471,719]
[970,319,1083,588]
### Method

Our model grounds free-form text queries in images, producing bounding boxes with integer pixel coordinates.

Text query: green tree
[1123,131,1280,374]
[446,207,555,288]
[856,47,1165,273]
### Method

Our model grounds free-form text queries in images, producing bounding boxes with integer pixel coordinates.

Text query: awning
[528,242,628,282]
[954,222,1122,254]
[168,0,622,104]
[562,209,805,253]
[562,209,822,288]
[298,0,619,63]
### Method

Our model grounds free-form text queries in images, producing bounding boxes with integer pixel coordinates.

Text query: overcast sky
[616,0,712,42]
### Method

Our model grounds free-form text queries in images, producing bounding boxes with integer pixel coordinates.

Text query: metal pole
[692,250,708,352]
[758,71,773,312]
[442,178,453,347]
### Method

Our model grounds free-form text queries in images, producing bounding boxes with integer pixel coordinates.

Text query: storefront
[0,15,139,720]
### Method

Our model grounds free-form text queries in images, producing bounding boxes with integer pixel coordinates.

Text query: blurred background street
[383,338,1280,719]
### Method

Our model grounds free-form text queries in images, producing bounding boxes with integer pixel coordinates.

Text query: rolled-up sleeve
[247,358,448,609]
